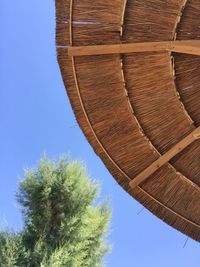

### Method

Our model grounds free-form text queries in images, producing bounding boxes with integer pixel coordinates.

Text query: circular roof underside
[56,0,200,242]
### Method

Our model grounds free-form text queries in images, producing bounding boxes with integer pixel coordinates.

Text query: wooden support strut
[67,40,200,57]
[129,127,200,189]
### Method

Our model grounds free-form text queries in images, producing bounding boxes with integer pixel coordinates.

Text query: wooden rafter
[129,127,200,189]
[67,40,200,57]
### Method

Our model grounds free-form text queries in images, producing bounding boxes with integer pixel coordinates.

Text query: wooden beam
[172,40,200,56]
[67,40,200,57]
[129,127,200,189]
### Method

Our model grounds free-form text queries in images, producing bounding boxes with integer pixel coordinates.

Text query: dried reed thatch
[56,0,200,242]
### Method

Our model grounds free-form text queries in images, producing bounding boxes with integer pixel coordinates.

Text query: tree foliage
[0,157,111,266]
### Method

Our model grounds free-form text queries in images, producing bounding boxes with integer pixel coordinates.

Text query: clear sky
[1,1,200,266]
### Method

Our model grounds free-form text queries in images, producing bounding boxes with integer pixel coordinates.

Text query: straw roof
[56,0,200,242]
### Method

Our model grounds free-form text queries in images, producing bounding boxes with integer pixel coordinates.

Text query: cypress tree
[0,157,111,267]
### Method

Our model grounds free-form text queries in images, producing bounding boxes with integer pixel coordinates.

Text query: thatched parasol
[56,0,200,242]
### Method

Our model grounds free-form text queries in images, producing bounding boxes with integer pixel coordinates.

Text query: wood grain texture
[67,41,200,56]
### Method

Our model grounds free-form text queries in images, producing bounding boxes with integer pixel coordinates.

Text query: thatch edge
[56,0,200,242]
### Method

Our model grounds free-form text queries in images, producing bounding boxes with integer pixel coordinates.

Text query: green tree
[0,157,111,267]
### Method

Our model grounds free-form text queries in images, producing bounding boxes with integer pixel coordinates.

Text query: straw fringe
[122,0,185,43]
[174,54,200,125]
[176,0,200,40]
[170,54,193,125]
[122,0,195,151]
[123,52,194,153]
[170,0,194,127]
[56,0,71,46]
[172,140,200,186]
[173,1,200,187]
[132,186,200,241]
[72,0,122,46]
[73,0,122,23]
[172,0,188,40]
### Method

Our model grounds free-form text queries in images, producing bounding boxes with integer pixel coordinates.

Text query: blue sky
[1,1,200,266]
